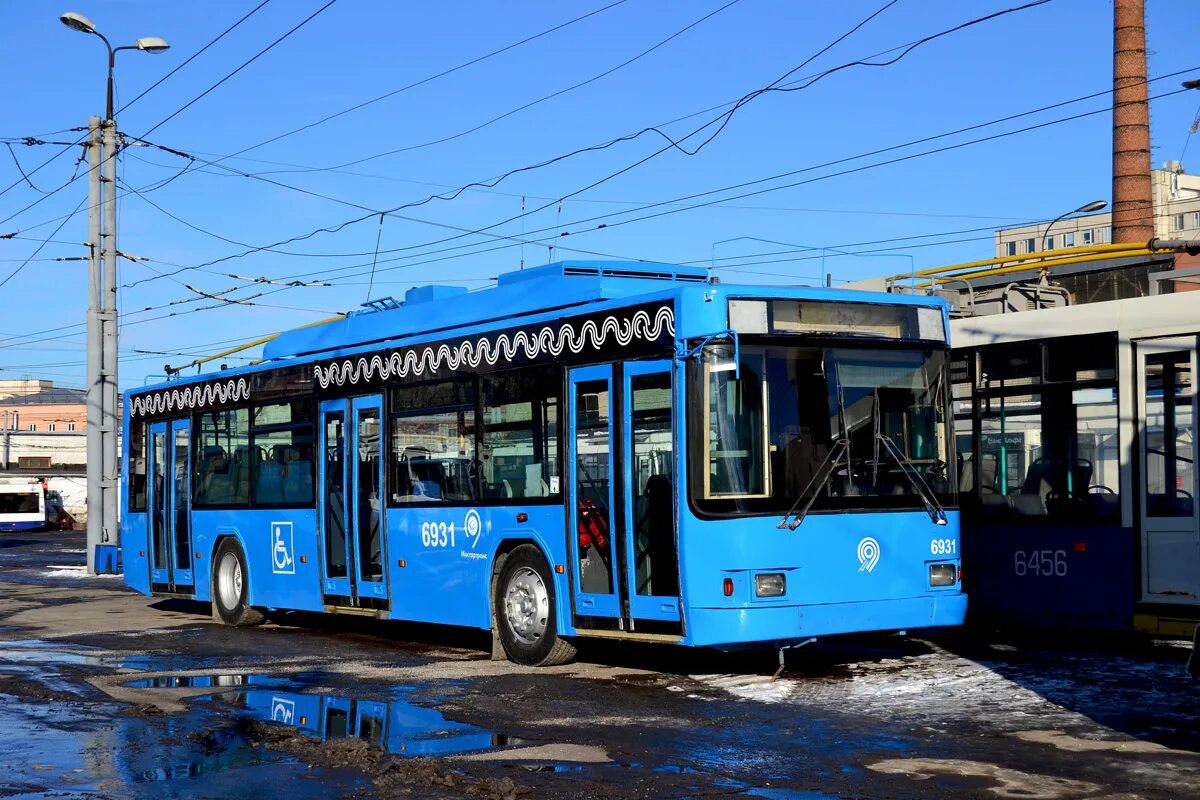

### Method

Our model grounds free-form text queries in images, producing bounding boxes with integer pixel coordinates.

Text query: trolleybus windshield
[691,345,955,516]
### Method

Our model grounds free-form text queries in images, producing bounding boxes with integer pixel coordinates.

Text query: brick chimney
[1112,0,1154,243]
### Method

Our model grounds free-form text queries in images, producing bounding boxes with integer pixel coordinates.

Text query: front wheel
[211,538,264,627]
[495,546,576,666]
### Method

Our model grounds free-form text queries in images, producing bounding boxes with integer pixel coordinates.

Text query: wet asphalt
[0,530,1197,800]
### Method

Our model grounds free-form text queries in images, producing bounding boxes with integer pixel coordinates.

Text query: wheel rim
[217,552,243,611]
[503,566,549,645]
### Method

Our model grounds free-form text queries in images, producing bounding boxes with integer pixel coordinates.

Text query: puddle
[124,674,269,689]
[0,639,103,666]
[741,789,846,800]
[0,691,367,799]
[213,686,528,758]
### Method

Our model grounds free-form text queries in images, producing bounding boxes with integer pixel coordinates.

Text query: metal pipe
[85,115,103,573]
[888,241,1161,285]
[912,247,1165,288]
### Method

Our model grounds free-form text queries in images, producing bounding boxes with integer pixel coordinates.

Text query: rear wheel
[495,545,576,666]
[211,538,264,627]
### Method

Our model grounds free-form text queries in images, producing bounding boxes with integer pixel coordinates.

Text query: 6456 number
[1013,549,1068,577]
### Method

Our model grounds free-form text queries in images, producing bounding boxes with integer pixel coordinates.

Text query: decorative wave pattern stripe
[131,377,250,418]
[315,306,674,389]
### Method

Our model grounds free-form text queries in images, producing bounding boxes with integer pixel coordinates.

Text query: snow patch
[40,565,119,579]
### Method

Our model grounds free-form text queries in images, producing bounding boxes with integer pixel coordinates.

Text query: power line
[137,0,342,140]
[209,0,631,167]
[138,72,1191,300]
[115,0,275,117]
[118,0,929,284]
[311,0,745,169]
[0,195,87,289]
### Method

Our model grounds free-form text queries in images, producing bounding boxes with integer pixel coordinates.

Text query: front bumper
[686,593,968,649]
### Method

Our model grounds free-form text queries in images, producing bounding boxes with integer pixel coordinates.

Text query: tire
[211,538,264,627]
[495,545,576,666]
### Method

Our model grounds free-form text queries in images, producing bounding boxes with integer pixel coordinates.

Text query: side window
[704,351,768,499]
[193,408,250,506]
[967,336,1119,524]
[480,367,561,500]
[390,379,476,503]
[251,400,314,505]
[129,421,148,511]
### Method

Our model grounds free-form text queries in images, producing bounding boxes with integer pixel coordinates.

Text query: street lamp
[1041,200,1108,250]
[61,11,170,120]
[60,11,169,574]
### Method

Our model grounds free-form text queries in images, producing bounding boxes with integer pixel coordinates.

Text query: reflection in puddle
[742,789,845,799]
[125,674,267,689]
[217,687,526,758]
[0,639,102,666]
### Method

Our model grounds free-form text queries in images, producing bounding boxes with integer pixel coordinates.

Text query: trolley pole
[85,115,103,574]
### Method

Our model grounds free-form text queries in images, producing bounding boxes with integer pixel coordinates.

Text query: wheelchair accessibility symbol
[270,697,296,725]
[272,522,295,574]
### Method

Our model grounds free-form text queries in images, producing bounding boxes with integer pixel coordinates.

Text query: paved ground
[0,530,1197,799]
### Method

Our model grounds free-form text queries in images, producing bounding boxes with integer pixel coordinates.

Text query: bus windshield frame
[688,338,957,518]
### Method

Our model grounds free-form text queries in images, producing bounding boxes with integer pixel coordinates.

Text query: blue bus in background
[121,261,964,665]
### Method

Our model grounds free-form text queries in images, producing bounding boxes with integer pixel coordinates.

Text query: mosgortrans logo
[857,537,881,573]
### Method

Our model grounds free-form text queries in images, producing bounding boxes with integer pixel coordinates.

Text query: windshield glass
[691,343,955,515]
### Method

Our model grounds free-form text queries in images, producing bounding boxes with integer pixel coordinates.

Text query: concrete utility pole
[1111,0,1154,243]
[101,118,119,562]
[86,114,102,573]
[60,12,170,573]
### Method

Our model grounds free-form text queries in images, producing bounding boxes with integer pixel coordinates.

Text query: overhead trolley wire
[114,0,275,118]
[137,0,342,140]
[114,62,1192,303]
[208,0,632,167]
[118,0,919,285]
[306,0,745,170]
[0,195,88,289]
[0,0,280,216]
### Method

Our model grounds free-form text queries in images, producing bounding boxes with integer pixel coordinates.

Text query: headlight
[755,573,786,597]
[929,563,956,587]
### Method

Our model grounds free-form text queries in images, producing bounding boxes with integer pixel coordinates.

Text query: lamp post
[1040,199,1108,250]
[60,11,169,574]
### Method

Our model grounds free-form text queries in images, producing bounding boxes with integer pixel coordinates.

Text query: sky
[0,0,1198,390]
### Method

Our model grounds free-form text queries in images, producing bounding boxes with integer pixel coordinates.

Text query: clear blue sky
[1,0,1198,389]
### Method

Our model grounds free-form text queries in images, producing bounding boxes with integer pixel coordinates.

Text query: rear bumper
[686,593,968,649]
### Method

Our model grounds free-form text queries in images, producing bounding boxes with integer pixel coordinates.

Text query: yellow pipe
[166,314,344,375]
[895,241,1156,284]
[911,248,1163,288]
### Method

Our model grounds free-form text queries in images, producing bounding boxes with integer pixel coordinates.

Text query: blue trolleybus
[121,261,965,665]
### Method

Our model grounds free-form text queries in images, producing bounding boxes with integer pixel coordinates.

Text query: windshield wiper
[777,438,849,530]
[875,432,948,526]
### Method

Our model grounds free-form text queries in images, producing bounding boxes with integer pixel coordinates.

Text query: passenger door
[1137,337,1199,604]
[623,361,681,622]
[147,418,195,592]
[568,366,620,618]
[318,395,388,606]
[568,362,681,628]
